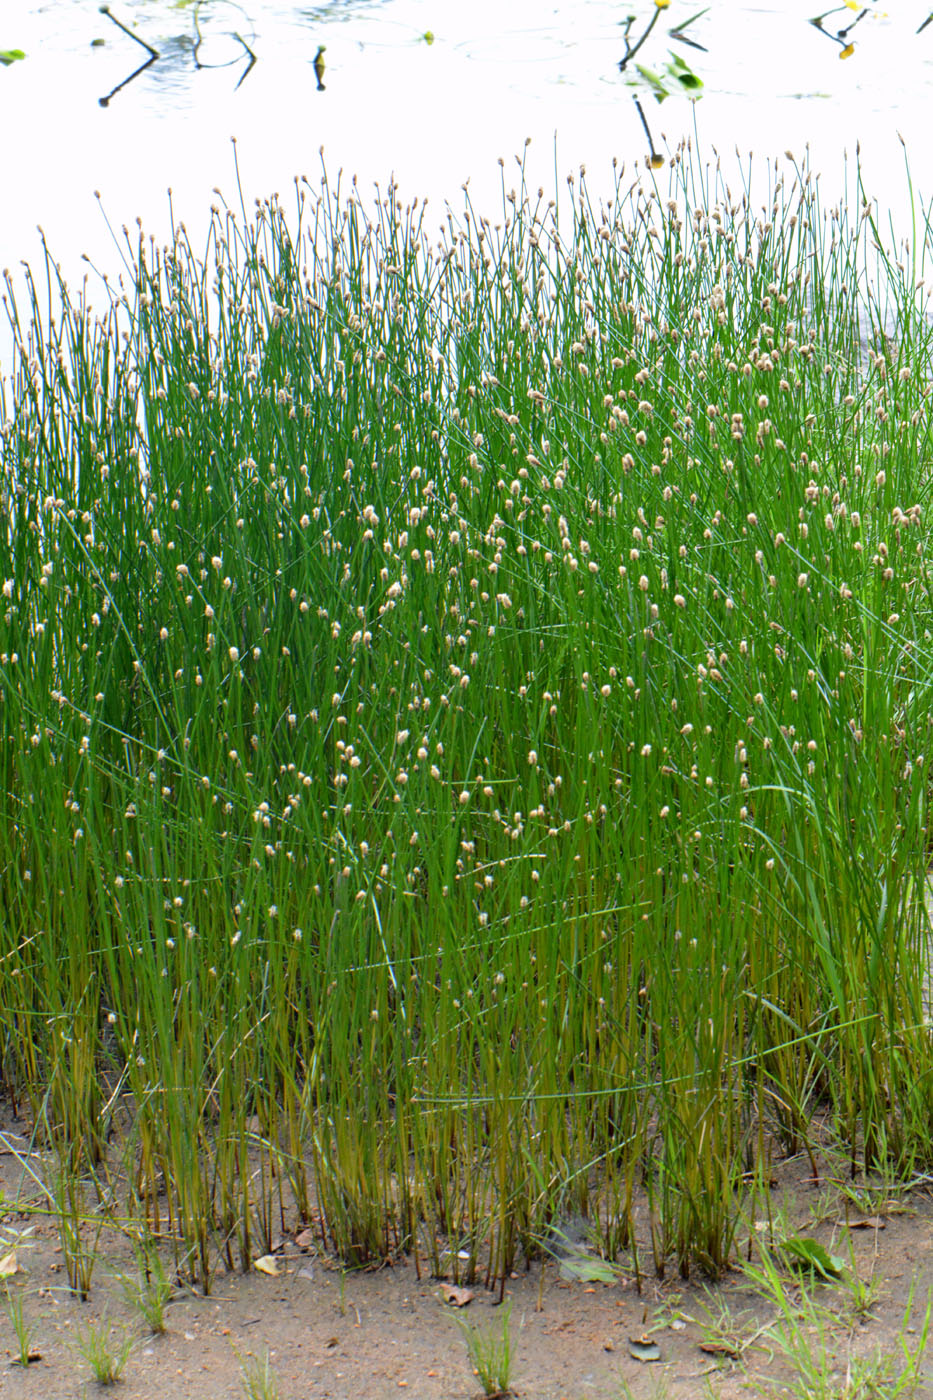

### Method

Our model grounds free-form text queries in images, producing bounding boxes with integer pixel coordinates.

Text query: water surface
[2,0,933,352]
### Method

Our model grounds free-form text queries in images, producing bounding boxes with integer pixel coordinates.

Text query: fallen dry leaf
[439,1282,474,1307]
[253,1254,283,1277]
[0,1250,18,1278]
[628,1335,661,1363]
[295,1228,315,1249]
[12,1348,42,1366]
[849,1216,886,1230]
[700,1340,740,1359]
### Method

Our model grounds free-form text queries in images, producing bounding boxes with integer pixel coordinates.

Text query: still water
[2,0,933,354]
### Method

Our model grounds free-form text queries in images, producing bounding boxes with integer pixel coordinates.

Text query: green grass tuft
[2,141,933,1287]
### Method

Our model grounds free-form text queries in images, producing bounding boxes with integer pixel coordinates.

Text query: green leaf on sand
[557,1249,622,1284]
[781,1236,846,1280]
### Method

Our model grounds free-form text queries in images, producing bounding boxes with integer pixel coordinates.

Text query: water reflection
[78,0,444,117]
[810,2,869,59]
[82,0,407,109]
[98,3,158,106]
[810,0,933,58]
[633,97,665,171]
[69,0,933,117]
[618,2,705,79]
[296,0,393,20]
[3,0,933,370]
[191,3,257,90]
[97,0,258,104]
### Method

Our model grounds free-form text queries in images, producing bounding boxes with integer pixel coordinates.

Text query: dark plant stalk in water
[99,4,159,60]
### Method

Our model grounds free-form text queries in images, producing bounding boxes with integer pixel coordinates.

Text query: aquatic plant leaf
[781,1236,845,1279]
[0,49,26,66]
[558,1250,621,1284]
[542,1226,622,1283]
[665,53,703,91]
[634,63,670,99]
[671,6,710,36]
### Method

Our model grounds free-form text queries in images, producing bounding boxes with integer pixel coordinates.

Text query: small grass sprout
[238,1348,285,1400]
[118,1244,173,1334]
[454,1298,516,1397]
[72,1316,136,1385]
[692,1290,772,1368]
[617,1380,672,1400]
[834,1228,886,1325]
[744,1243,932,1398]
[55,1171,105,1301]
[4,1284,40,1366]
